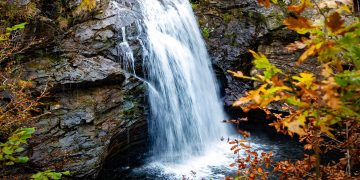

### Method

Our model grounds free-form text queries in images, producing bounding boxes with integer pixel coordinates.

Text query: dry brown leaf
[326,12,345,34]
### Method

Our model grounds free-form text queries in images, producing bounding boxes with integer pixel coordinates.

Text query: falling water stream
[133,0,233,178]
[140,0,229,161]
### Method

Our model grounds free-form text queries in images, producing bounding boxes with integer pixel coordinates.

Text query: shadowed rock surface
[193,0,319,113]
[193,0,268,106]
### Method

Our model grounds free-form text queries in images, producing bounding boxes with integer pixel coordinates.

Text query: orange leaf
[237,139,248,143]
[229,163,236,167]
[231,145,238,151]
[326,12,345,34]
[257,0,271,8]
[284,16,314,34]
[304,144,313,150]
[240,143,252,149]
[229,140,237,144]
[239,130,251,138]
[234,148,241,154]
[288,0,313,14]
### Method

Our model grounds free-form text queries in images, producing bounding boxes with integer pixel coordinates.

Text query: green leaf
[5,161,15,166]
[15,147,25,153]
[16,156,29,163]
[31,172,48,180]
[6,23,28,32]
[22,128,36,135]
[249,50,283,80]
[2,146,14,155]
[286,96,301,106]
[47,172,62,180]
[62,171,70,176]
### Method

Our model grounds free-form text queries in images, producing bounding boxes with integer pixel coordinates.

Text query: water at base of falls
[139,0,230,164]
[109,131,305,179]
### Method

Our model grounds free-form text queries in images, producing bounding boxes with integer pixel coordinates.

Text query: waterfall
[138,0,229,163]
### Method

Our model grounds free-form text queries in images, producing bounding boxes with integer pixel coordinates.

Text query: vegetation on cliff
[227,0,360,179]
[0,0,98,179]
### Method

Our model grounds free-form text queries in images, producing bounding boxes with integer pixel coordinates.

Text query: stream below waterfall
[99,123,304,179]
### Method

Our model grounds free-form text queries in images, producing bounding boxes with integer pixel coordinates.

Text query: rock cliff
[2,0,146,178]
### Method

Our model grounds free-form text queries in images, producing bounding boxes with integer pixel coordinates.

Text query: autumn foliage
[225,130,273,180]
[228,0,360,179]
[0,62,48,137]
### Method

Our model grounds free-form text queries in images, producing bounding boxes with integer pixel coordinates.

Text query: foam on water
[129,139,269,179]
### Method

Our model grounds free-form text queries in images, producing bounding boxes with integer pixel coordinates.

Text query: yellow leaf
[292,72,315,89]
[298,45,316,63]
[321,63,334,78]
[284,114,306,136]
[18,80,34,88]
[233,84,267,107]
[320,126,335,139]
[285,120,306,136]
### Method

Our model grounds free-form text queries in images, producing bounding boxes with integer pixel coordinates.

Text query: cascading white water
[138,0,229,163]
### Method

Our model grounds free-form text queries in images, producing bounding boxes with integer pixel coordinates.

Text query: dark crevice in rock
[48,74,125,93]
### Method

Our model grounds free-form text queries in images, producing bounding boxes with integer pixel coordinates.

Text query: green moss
[247,11,266,22]
[197,16,206,26]
[225,32,238,47]
[223,13,233,23]
[202,27,210,39]
[191,3,199,10]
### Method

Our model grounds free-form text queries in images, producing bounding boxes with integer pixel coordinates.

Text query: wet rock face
[193,0,267,106]
[29,77,146,178]
[257,29,320,76]
[194,1,318,112]
[14,0,147,178]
